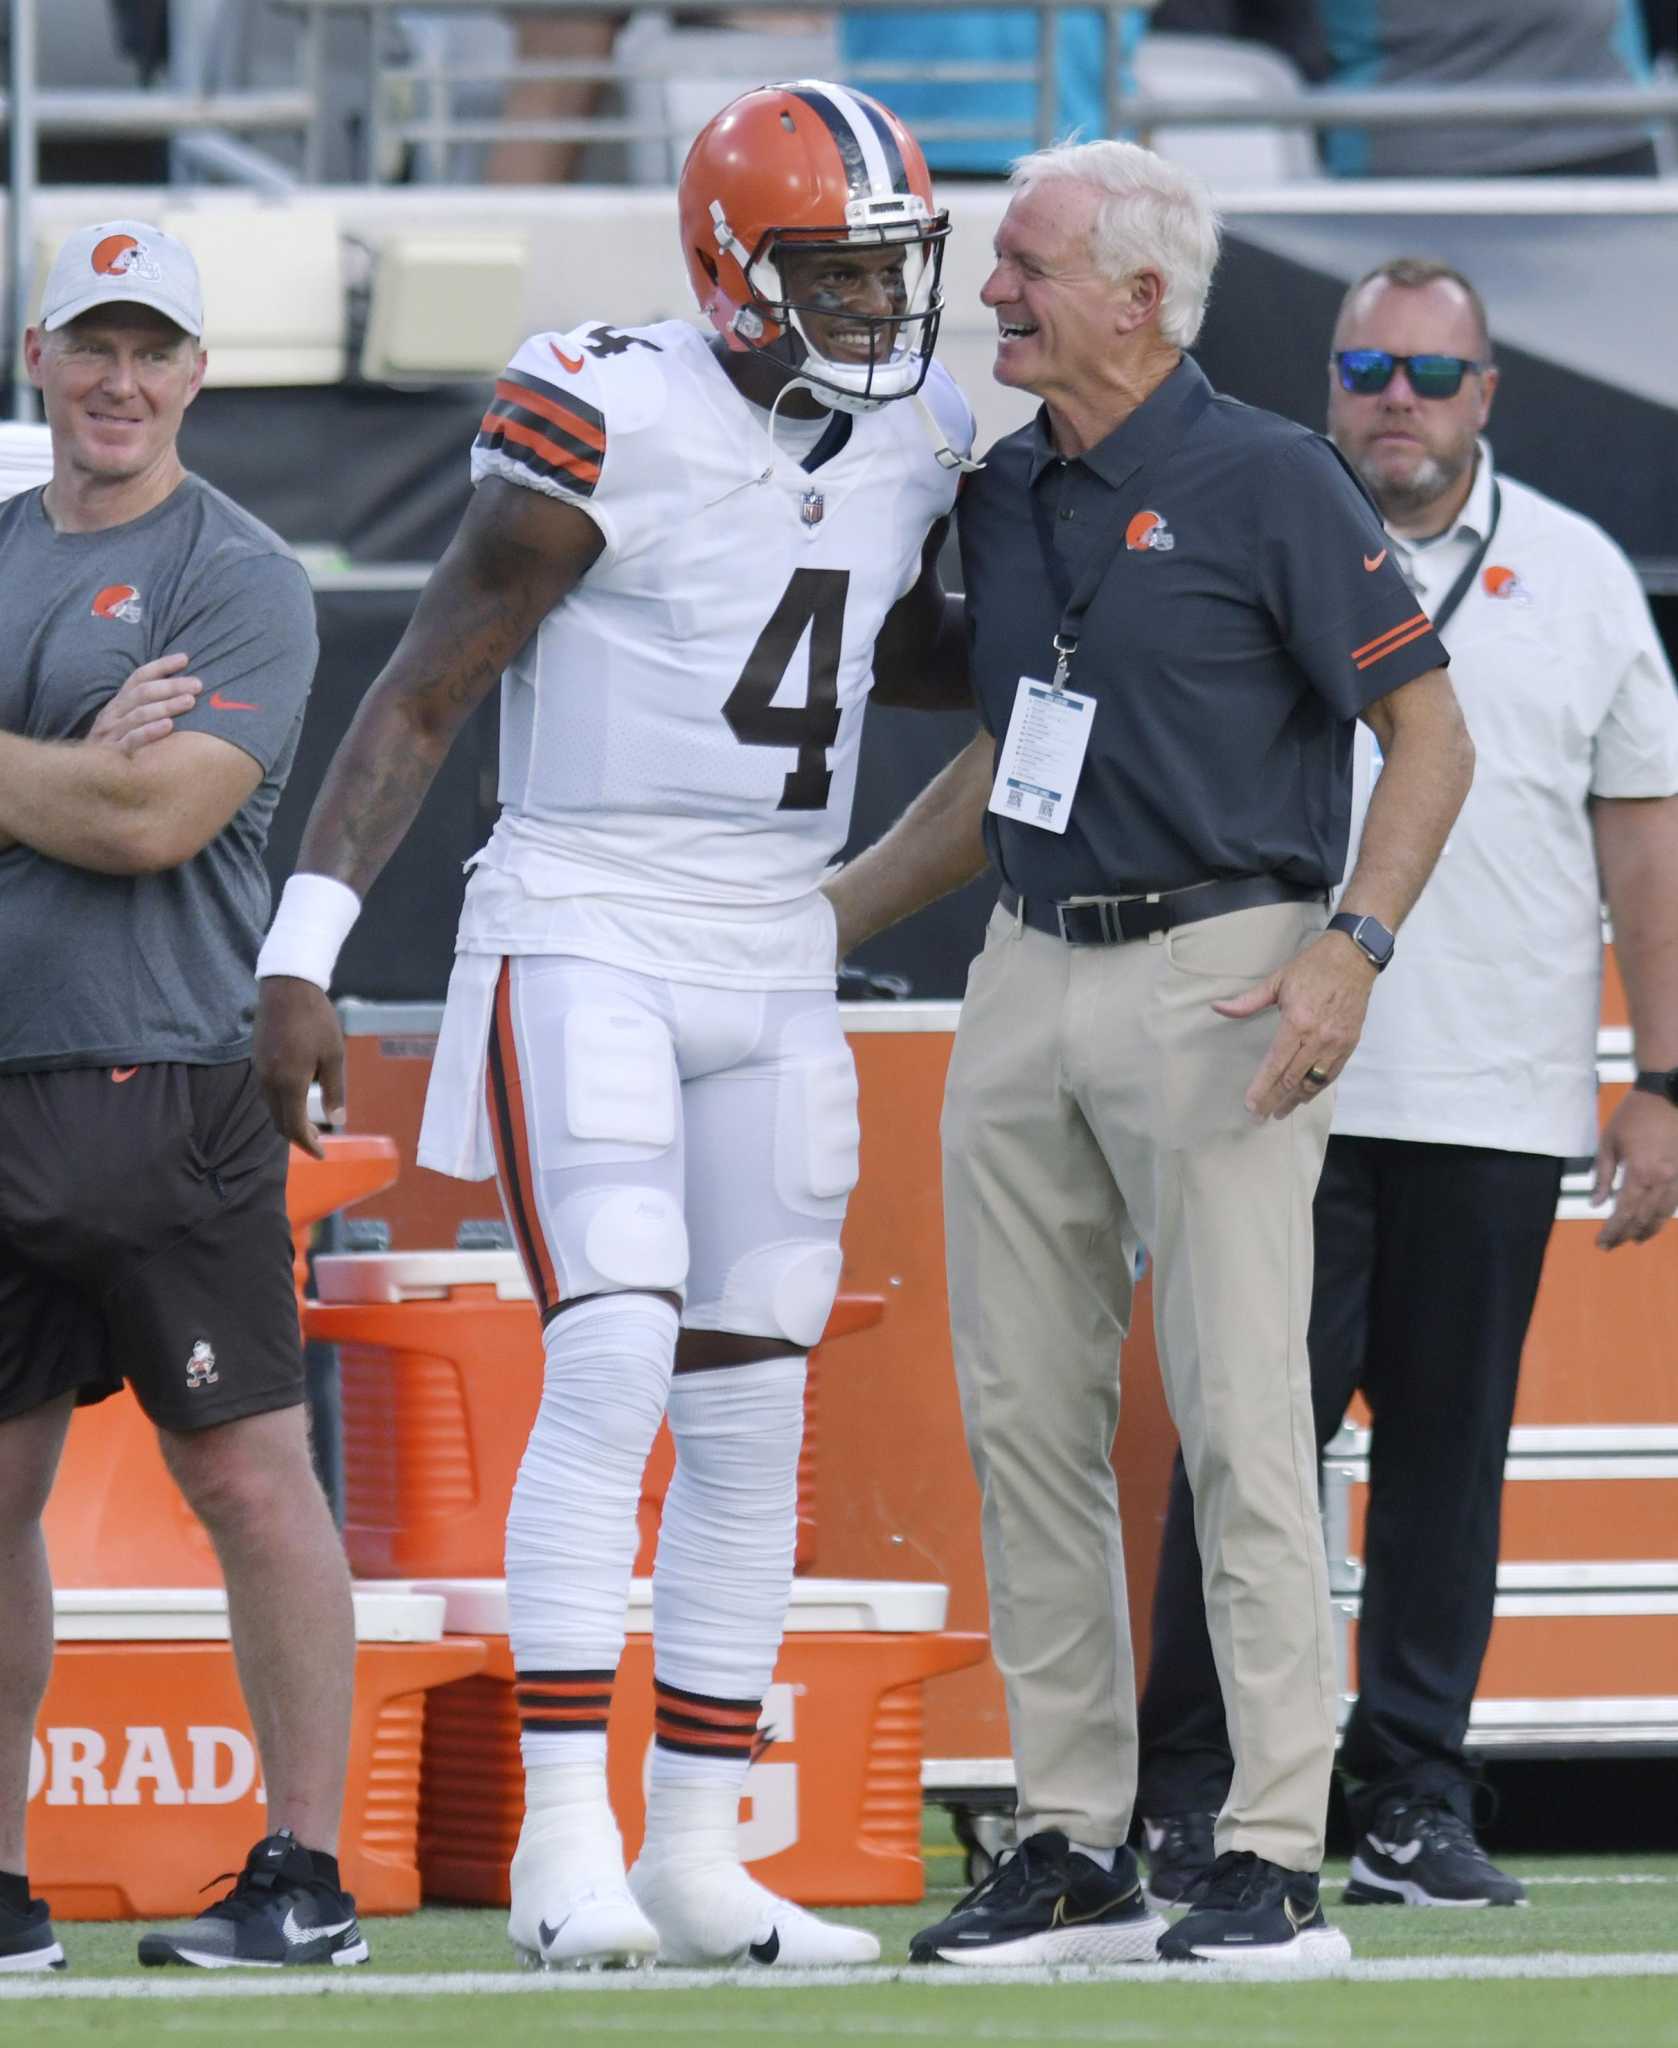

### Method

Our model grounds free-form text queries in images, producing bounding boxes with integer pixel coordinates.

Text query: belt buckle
[1054,901,1084,945]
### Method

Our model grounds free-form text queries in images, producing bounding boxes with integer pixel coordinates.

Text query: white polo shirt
[1336,443,1678,1158]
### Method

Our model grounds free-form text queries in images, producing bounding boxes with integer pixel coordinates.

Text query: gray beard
[1361,447,1469,527]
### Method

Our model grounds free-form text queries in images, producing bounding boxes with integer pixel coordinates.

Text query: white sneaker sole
[928,1914,1167,1968]
[1165,1924,1353,1972]
[1345,1855,1527,1908]
[135,1936,370,1970]
[0,1944,65,1973]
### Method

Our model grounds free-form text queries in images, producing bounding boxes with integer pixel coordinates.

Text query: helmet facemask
[712,199,948,415]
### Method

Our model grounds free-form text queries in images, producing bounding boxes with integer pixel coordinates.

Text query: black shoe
[1344,1796,1527,1907]
[910,1829,1165,1967]
[137,1830,370,1969]
[1140,1812,1217,1909]
[0,1894,65,1973]
[1157,1851,1351,1968]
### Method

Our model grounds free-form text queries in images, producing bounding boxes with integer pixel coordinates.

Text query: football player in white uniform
[254,82,974,1971]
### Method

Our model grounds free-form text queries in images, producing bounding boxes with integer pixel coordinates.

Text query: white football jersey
[452,318,972,989]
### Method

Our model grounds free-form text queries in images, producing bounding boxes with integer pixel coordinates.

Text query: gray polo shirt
[958,356,1448,902]
[0,475,316,1072]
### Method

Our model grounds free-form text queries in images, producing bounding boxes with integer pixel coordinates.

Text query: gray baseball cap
[39,219,204,339]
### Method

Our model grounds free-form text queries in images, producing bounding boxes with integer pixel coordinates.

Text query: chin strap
[914,391,983,473]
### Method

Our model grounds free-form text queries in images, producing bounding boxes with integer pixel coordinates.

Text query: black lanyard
[1422,479,1502,637]
[1027,482,1138,693]
[1023,378,1211,693]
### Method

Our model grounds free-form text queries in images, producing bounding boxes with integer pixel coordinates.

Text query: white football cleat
[629,1851,879,1966]
[630,1784,877,1967]
[507,1799,659,1971]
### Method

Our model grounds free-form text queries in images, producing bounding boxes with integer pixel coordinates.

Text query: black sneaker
[1157,1851,1351,1969]
[1345,1797,1527,1907]
[1140,1812,1217,1909]
[0,1894,65,1973]
[910,1829,1165,1966]
[137,1830,370,1968]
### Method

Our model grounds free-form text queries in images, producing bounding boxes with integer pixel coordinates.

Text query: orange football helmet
[678,80,948,413]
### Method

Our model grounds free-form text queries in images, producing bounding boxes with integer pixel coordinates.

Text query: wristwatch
[1633,1068,1678,1108]
[1328,910,1395,973]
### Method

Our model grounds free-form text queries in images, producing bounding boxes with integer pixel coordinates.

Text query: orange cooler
[394,1576,986,1907]
[34,1589,485,1920]
[308,1253,877,1580]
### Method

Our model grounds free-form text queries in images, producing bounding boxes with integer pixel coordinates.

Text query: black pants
[1136,1135,1562,1835]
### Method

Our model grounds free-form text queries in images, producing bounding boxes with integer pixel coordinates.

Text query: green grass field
[7,1832,1677,2048]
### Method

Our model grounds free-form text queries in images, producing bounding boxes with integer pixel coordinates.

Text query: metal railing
[271,0,1678,181]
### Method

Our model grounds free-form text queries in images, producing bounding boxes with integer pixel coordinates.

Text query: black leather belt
[999,875,1326,946]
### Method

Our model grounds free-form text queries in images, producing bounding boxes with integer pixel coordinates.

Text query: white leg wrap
[506,1293,677,1767]
[650,1355,805,1788]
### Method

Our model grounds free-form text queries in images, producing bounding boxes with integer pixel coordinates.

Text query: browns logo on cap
[38,218,204,339]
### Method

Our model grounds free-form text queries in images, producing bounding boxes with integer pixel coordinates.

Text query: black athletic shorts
[0,1061,304,1431]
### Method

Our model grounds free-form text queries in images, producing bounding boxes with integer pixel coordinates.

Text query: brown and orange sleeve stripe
[653,1680,764,1761]
[476,368,606,498]
[1351,611,1434,673]
[515,1668,616,1736]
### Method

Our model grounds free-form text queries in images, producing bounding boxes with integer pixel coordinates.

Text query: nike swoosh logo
[209,690,258,711]
[1367,1835,1423,1865]
[280,1909,354,1946]
[538,1919,561,1948]
[111,1066,139,1083]
[1050,1891,1129,1928]
[1143,1822,1165,1853]
[1283,1895,1313,1933]
[1364,549,1388,572]
[748,1928,781,1964]
[550,343,586,374]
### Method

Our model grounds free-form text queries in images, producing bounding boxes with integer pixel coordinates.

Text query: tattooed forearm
[288,478,602,898]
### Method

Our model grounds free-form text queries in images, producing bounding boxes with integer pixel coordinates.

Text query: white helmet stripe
[788,78,900,198]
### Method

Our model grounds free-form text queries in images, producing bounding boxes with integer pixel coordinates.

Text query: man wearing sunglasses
[1136,256,1678,1912]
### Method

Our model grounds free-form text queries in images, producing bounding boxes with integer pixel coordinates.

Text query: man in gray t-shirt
[0,219,363,1976]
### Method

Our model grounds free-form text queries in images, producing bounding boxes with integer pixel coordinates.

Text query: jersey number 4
[723,568,849,812]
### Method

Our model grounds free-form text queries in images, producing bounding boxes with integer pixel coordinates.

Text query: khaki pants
[942,897,1338,1869]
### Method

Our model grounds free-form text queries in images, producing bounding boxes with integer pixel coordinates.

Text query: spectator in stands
[0,220,362,1973]
[840,7,1150,175]
[483,7,620,184]
[1149,0,1328,80]
[1135,258,1678,1913]
[1312,1,1661,178]
[826,141,1471,1968]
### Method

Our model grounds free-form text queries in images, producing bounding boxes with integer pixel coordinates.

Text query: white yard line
[3,1952,1678,2001]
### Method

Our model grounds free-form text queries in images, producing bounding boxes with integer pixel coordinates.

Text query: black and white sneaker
[909,1829,1165,1967]
[1141,1812,1217,1910]
[137,1830,370,1969]
[1156,1851,1351,1970]
[0,1894,65,1973]
[1345,1797,1527,1907]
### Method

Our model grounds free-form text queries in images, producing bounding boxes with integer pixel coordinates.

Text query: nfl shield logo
[800,490,825,527]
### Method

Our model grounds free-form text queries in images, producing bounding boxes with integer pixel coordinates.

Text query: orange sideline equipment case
[305,1253,882,1580]
[33,1590,485,1920]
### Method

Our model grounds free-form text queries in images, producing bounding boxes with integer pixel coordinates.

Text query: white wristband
[256,873,362,992]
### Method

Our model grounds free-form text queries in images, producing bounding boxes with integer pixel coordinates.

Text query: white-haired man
[827,140,1475,1967]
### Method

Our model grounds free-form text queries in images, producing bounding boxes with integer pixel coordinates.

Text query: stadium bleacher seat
[357,230,529,384]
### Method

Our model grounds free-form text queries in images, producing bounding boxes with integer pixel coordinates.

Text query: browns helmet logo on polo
[1126,510,1175,553]
[90,231,164,285]
[91,583,144,624]
[1482,564,1532,606]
